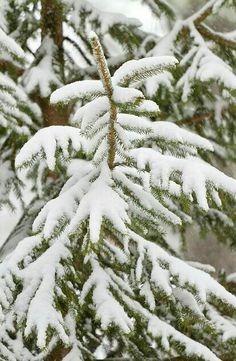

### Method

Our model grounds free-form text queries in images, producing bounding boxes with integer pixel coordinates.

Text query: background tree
[144,0,236,250]
[0,5,41,211]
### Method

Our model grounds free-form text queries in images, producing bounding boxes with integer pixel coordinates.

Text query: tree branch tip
[88,31,98,42]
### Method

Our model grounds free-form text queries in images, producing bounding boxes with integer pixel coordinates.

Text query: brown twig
[177,112,213,125]
[177,104,236,126]
[197,24,236,49]
[193,1,215,25]
[90,32,117,169]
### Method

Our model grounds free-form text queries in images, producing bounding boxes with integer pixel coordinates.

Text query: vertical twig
[89,32,117,169]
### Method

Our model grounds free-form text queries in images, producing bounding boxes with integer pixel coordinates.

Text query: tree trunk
[41,0,64,73]
[46,345,70,361]
[40,0,69,127]
[38,97,70,127]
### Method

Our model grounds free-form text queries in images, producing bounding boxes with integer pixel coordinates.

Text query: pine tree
[144,0,236,248]
[1,32,236,361]
[0,0,145,258]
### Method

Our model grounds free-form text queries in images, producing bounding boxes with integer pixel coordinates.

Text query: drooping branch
[144,0,175,20]
[64,36,93,66]
[90,32,117,169]
[197,23,236,49]
[177,104,236,126]
[0,60,24,76]
[193,0,216,25]
[172,1,234,51]
[177,112,213,125]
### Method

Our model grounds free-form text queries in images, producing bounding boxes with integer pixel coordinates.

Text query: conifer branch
[64,36,93,65]
[197,24,236,49]
[177,112,213,125]
[0,60,24,76]
[144,0,175,20]
[177,104,236,125]
[89,32,117,169]
[193,1,215,26]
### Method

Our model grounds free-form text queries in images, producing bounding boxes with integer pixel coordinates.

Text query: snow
[2,26,236,359]
[133,99,160,114]
[0,0,8,31]
[51,80,105,104]
[145,0,175,18]
[72,96,109,130]
[111,263,223,361]
[87,125,109,155]
[80,256,133,332]
[0,233,71,349]
[23,37,61,97]
[0,161,20,210]
[113,56,178,86]
[0,27,25,61]
[0,72,40,136]
[32,168,95,238]
[15,126,85,170]
[68,0,141,33]
[150,121,214,151]
[32,164,130,242]
[0,74,41,117]
[150,20,183,57]
[69,164,129,242]
[206,305,236,342]
[177,43,236,101]
[188,0,225,22]
[104,240,128,264]
[140,281,155,311]
[130,231,236,309]
[115,114,213,151]
[63,314,83,361]
[113,166,181,225]
[147,316,220,361]
[112,86,144,104]
[173,287,204,315]
[146,71,173,97]
[187,261,215,274]
[131,148,236,210]
[227,273,236,283]
[22,240,70,348]
[196,50,236,89]
[116,115,151,143]
[149,4,236,103]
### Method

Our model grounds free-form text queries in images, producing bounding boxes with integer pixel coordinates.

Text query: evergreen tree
[0,0,144,258]
[144,0,236,247]
[1,32,236,361]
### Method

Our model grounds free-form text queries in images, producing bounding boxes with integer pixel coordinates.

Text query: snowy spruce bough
[1,32,236,360]
[0,25,41,211]
[145,0,236,248]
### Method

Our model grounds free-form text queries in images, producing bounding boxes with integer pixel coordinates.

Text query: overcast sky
[89,0,163,34]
